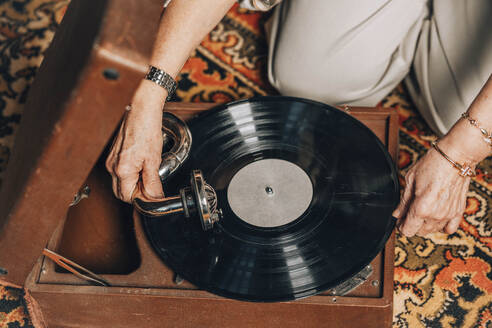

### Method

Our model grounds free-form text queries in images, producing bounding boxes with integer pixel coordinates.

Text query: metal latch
[70,185,91,206]
[328,264,374,296]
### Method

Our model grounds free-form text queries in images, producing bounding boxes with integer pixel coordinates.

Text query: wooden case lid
[0,0,162,285]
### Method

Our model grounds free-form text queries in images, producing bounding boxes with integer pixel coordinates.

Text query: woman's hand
[392,145,471,236]
[106,81,167,203]
[394,75,492,236]
[104,0,238,202]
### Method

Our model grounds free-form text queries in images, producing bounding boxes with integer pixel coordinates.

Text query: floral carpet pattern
[0,1,490,327]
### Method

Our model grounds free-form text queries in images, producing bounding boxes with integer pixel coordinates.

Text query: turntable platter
[141,96,399,302]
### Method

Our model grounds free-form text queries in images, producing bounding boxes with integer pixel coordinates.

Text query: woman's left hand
[394,74,492,237]
[392,145,471,237]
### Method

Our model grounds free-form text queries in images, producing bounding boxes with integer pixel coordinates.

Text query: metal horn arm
[159,112,192,181]
[133,195,185,217]
[133,112,220,231]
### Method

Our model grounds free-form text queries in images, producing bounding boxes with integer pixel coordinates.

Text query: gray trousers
[267,0,492,135]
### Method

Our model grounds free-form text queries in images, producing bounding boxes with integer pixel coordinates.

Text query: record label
[227,159,313,228]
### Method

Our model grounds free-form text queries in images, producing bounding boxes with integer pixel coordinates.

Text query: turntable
[0,1,400,327]
[134,97,399,302]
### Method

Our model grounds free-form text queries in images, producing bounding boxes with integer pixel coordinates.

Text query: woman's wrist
[131,80,169,113]
[436,75,492,167]
[437,118,490,167]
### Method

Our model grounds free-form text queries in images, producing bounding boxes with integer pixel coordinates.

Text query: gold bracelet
[431,141,476,177]
[461,112,492,147]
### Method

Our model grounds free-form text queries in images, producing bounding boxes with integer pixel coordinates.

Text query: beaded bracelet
[461,112,492,147]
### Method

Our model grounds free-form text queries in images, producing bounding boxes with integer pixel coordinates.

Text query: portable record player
[0,0,400,327]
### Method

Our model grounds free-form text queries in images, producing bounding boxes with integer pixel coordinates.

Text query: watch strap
[145,65,177,101]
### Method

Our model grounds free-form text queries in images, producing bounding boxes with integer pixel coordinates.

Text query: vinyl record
[141,96,399,302]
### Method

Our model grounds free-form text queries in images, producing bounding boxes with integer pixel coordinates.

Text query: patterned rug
[0,1,490,327]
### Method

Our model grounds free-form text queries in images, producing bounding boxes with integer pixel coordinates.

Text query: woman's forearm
[438,74,492,165]
[151,0,236,78]
[131,0,236,113]
[106,1,236,202]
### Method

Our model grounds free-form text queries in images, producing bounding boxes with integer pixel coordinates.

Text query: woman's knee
[270,47,404,106]
[268,0,426,105]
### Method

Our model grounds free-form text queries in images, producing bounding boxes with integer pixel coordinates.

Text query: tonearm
[133,112,221,231]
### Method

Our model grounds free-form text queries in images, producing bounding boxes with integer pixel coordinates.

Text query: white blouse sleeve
[163,0,278,11]
[238,0,281,11]
[238,0,257,10]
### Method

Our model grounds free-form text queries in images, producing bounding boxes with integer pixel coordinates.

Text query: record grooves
[141,96,399,302]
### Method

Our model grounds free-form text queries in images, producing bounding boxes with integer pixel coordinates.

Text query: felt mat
[0,2,490,327]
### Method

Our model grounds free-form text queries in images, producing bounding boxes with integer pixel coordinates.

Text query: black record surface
[142,96,399,302]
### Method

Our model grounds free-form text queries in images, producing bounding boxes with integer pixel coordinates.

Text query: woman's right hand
[104,0,237,202]
[106,81,168,203]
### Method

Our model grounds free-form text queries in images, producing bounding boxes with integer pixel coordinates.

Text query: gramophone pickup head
[134,170,220,232]
[190,170,220,231]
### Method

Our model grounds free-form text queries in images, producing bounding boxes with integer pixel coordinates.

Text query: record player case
[0,0,399,327]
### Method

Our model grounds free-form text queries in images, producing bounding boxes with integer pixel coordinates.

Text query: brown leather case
[0,0,399,327]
